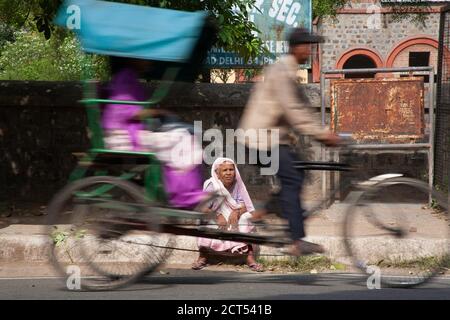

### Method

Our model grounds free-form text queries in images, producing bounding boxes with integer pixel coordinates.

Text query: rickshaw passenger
[102,58,149,151]
[102,58,208,209]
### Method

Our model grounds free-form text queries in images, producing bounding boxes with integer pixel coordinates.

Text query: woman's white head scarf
[203,157,255,219]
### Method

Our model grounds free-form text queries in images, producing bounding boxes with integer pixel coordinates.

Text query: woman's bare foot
[246,246,264,272]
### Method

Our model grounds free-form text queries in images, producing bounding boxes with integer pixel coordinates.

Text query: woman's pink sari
[197,158,256,253]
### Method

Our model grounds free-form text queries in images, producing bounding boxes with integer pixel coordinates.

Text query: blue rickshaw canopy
[54,0,211,63]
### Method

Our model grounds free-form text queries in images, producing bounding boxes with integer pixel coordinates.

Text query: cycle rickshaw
[47,0,449,291]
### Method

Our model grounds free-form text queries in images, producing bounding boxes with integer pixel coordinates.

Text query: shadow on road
[115,271,349,292]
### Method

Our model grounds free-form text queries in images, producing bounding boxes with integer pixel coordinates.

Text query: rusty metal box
[330,77,425,143]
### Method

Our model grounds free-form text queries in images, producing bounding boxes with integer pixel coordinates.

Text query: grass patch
[257,256,346,273]
[374,256,450,271]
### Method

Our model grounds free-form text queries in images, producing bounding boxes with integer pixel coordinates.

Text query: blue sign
[206,0,312,68]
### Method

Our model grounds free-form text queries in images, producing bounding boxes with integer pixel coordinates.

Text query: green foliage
[312,0,348,19]
[311,0,433,28]
[51,230,69,247]
[0,30,108,80]
[0,24,15,49]
[0,0,61,39]
[51,228,86,246]
[376,256,450,271]
[435,177,449,194]
[257,255,344,273]
[0,0,266,60]
[0,1,37,29]
[383,2,432,28]
[0,0,356,80]
[125,0,266,60]
[50,227,86,264]
[242,68,263,82]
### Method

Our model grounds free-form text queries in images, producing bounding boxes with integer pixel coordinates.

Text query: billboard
[206,0,312,69]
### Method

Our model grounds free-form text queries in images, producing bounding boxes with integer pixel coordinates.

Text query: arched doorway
[336,48,384,79]
[342,54,377,78]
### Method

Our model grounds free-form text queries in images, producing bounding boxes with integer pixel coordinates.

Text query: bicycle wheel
[343,177,449,288]
[47,176,175,291]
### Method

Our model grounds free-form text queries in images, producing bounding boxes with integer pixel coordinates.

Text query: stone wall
[0,81,428,204]
[0,81,322,203]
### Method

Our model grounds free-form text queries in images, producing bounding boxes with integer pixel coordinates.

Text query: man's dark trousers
[277,145,305,240]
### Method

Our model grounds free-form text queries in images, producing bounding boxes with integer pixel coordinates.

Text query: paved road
[0,269,449,300]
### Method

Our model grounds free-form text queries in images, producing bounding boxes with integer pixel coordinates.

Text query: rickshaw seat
[88,149,158,165]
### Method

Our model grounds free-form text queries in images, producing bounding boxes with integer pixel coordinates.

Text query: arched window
[386,36,439,82]
[386,36,439,68]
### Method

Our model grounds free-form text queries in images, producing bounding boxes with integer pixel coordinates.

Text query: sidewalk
[1,199,448,274]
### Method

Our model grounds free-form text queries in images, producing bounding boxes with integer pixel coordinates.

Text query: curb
[1,231,447,266]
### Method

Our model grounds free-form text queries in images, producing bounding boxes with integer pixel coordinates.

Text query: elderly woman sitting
[192,157,263,272]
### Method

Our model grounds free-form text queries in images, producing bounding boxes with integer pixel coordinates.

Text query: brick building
[312,0,450,191]
[312,0,449,81]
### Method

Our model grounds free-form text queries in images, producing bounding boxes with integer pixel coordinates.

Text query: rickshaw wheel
[47,176,175,291]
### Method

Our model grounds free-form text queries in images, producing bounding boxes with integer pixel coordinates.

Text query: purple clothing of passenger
[102,68,147,151]
[163,165,207,210]
[102,68,206,209]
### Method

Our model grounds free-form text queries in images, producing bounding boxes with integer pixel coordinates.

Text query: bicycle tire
[343,177,449,288]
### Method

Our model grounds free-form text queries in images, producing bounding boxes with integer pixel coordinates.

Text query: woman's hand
[228,209,240,231]
[216,213,227,230]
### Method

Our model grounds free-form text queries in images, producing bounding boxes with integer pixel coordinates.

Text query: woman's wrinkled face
[217,162,236,188]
